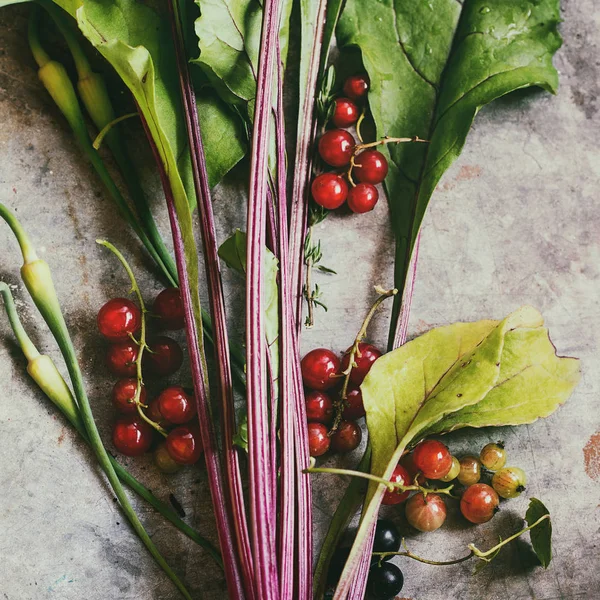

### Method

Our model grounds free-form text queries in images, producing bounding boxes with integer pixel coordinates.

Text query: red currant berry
[153,287,185,330]
[97,298,141,341]
[343,74,370,102]
[381,464,411,505]
[331,97,359,128]
[460,483,500,524]
[354,150,388,185]
[342,385,365,420]
[112,415,153,457]
[154,441,182,473]
[146,398,169,428]
[399,453,427,485]
[305,391,334,424]
[106,340,139,377]
[318,129,355,167]
[347,183,379,214]
[311,173,348,210]
[307,422,330,457]
[111,378,146,414]
[144,336,183,377]
[406,493,447,532]
[341,342,382,386]
[157,386,196,425]
[301,348,340,391]
[330,420,362,453]
[166,425,203,465]
[412,439,453,480]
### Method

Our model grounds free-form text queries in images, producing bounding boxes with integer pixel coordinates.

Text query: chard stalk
[137,112,246,599]
[166,2,254,597]
[246,0,282,596]
[0,282,222,567]
[0,204,193,600]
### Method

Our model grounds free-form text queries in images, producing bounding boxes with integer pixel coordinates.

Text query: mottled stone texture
[0,2,598,599]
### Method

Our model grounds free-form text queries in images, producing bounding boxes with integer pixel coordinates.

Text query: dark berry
[153,287,185,330]
[112,415,153,457]
[144,336,183,377]
[111,378,146,414]
[330,421,362,453]
[331,97,359,128]
[343,74,369,102]
[342,385,365,420]
[311,173,348,210]
[97,298,141,342]
[307,422,330,457]
[327,547,350,585]
[354,150,388,185]
[301,348,340,391]
[341,342,382,386]
[306,391,334,424]
[347,183,379,214]
[373,519,401,557]
[318,129,355,167]
[106,340,139,377]
[367,562,403,600]
[157,386,196,425]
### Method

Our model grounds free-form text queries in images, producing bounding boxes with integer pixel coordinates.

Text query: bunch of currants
[301,342,382,457]
[312,74,390,214]
[97,288,202,471]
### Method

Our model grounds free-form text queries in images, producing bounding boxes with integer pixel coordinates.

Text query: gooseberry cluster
[383,440,527,531]
[301,342,382,457]
[97,288,202,470]
[312,73,389,214]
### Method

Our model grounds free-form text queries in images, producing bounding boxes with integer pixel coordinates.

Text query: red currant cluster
[97,288,202,471]
[383,440,528,531]
[312,74,389,214]
[301,342,382,457]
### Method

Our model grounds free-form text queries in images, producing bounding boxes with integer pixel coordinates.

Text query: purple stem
[246,0,281,597]
[288,0,329,333]
[341,235,422,599]
[166,3,255,597]
[137,109,245,599]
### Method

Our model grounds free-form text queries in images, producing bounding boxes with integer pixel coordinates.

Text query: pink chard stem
[166,2,254,598]
[246,0,282,597]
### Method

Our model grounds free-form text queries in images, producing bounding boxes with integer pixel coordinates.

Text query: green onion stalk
[0,281,222,567]
[0,203,193,600]
[36,0,178,287]
[27,8,174,286]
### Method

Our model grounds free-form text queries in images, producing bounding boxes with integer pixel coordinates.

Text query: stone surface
[1,2,599,599]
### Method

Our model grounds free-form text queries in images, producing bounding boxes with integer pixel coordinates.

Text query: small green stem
[93,113,138,150]
[97,240,167,437]
[0,204,38,264]
[0,283,39,361]
[305,464,454,497]
[469,514,551,560]
[331,286,397,432]
[374,539,474,566]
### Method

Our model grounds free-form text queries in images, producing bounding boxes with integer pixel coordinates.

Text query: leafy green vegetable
[193,0,293,120]
[526,498,552,568]
[337,0,563,343]
[334,307,579,596]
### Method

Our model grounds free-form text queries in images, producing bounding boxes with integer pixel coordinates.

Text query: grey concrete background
[0,1,599,599]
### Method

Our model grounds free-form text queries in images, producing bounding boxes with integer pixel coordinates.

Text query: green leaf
[424,327,581,436]
[193,0,293,120]
[526,498,552,568]
[337,0,563,337]
[335,307,578,595]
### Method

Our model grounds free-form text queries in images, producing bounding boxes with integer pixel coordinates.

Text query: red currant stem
[330,287,397,433]
[92,112,138,150]
[96,240,167,437]
[355,109,366,144]
[305,464,454,497]
[469,514,551,560]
